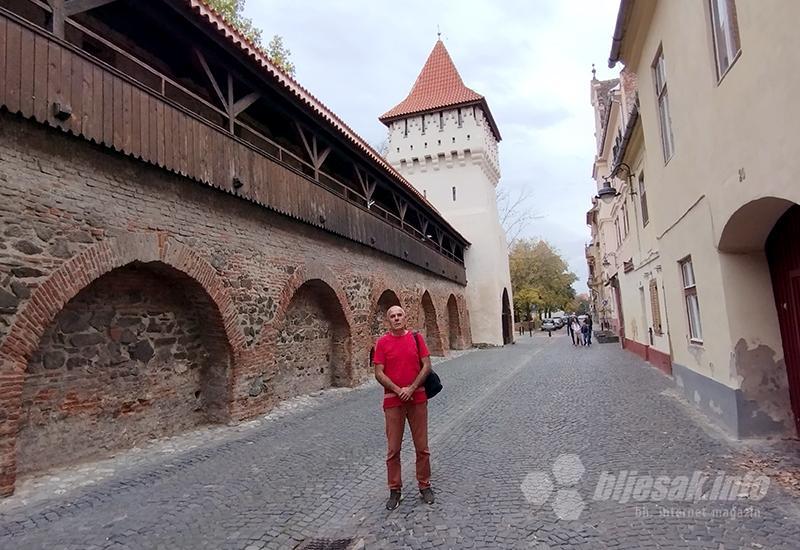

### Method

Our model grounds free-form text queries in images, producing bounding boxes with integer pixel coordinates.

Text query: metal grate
[296,539,354,550]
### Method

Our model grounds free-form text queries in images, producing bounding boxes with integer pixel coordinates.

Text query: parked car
[552,317,564,328]
[541,319,556,331]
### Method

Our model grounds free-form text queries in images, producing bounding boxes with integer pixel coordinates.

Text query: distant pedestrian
[373,305,435,510]
[580,320,590,346]
[566,316,574,344]
[585,316,593,346]
[571,318,583,346]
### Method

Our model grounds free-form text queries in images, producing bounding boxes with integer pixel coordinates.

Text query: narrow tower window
[457,108,463,127]
[452,186,457,201]
[404,119,408,137]
[421,114,426,134]
[439,111,444,130]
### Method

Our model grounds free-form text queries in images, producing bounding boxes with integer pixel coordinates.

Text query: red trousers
[384,401,431,490]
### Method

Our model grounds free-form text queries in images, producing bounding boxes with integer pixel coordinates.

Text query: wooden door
[767,205,800,435]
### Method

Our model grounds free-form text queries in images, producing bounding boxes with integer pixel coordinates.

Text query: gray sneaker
[420,487,435,505]
[386,489,402,510]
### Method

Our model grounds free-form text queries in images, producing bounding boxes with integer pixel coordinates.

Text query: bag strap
[412,331,422,368]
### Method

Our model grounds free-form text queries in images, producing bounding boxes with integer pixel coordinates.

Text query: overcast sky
[245,0,621,293]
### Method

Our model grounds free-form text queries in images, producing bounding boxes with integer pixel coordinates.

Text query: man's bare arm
[374,362,402,395]
[409,356,431,392]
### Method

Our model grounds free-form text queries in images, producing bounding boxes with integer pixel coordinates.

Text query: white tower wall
[386,106,513,345]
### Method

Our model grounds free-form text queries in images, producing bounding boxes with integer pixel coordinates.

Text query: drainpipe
[661,277,675,372]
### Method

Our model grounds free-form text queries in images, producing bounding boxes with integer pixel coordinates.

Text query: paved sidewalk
[2,332,800,548]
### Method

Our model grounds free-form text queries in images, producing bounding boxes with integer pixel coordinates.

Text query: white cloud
[245,0,621,292]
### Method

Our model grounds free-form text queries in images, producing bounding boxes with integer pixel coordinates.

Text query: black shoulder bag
[413,331,442,399]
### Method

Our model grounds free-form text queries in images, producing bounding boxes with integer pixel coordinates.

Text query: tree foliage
[266,35,296,77]
[509,238,577,319]
[205,0,296,76]
[566,293,591,315]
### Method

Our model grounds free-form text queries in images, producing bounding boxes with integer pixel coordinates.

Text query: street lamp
[596,178,620,203]
[595,162,635,204]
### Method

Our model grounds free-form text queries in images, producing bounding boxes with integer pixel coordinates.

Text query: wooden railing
[0,5,467,282]
[60,9,462,265]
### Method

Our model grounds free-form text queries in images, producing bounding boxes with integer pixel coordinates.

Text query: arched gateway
[502,288,513,345]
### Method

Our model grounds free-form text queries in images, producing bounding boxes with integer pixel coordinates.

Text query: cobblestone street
[2,333,800,549]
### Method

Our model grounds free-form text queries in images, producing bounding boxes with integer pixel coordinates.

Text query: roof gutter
[608,0,633,68]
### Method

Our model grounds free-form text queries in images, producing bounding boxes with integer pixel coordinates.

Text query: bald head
[386,305,407,333]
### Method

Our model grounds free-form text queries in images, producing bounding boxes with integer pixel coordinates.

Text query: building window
[452,186,457,201]
[649,279,662,335]
[423,189,427,198]
[639,172,649,226]
[622,204,630,237]
[421,114,426,135]
[680,257,703,342]
[709,0,741,79]
[457,108,463,127]
[439,111,444,130]
[404,119,408,137]
[653,48,675,162]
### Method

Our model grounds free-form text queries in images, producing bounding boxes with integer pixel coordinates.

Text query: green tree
[266,35,296,77]
[509,238,577,319]
[205,0,296,76]
[566,293,591,315]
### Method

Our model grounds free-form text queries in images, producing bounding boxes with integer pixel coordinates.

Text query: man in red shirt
[373,305,435,510]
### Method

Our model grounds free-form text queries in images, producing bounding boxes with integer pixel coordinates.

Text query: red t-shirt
[373,331,430,409]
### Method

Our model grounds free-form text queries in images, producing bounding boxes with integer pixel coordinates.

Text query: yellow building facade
[590,0,800,438]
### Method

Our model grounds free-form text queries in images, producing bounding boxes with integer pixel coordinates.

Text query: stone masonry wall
[17,263,231,475]
[0,113,472,495]
[270,281,350,403]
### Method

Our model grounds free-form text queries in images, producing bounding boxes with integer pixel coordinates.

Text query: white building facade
[380,40,513,346]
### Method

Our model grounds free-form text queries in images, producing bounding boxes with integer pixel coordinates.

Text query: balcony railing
[4,2,465,266]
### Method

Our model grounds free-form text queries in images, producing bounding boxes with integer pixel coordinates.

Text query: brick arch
[447,293,465,350]
[0,232,244,370]
[0,232,243,496]
[420,289,445,356]
[267,261,355,390]
[368,276,404,341]
[269,261,355,340]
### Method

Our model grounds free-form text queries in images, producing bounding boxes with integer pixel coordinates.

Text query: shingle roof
[181,0,469,245]
[379,40,501,141]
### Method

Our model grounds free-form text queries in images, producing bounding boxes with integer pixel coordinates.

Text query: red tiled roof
[180,0,469,245]
[379,40,501,140]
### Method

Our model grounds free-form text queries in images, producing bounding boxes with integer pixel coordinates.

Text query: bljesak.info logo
[521,454,770,520]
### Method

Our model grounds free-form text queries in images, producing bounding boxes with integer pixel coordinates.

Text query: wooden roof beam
[392,193,408,221]
[194,48,226,109]
[295,122,331,179]
[65,0,118,16]
[354,165,377,206]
